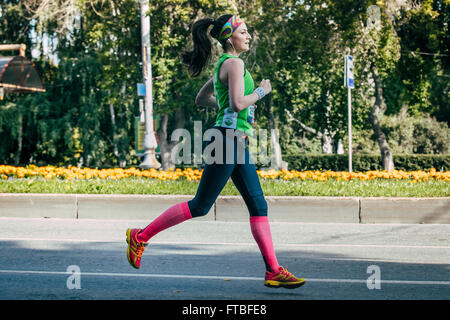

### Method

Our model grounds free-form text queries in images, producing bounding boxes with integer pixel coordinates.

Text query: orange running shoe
[126,228,148,269]
[264,266,306,289]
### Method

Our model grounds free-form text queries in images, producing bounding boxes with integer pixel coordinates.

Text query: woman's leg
[133,128,236,242]
[136,201,192,243]
[127,158,235,269]
[136,160,236,243]
[230,151,306,288]
[230,152,279,273]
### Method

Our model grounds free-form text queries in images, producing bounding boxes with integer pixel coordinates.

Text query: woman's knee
[249,196,268,217]
[187,199,213,218]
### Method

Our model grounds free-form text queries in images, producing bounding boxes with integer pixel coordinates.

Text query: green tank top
[213,53,255,136]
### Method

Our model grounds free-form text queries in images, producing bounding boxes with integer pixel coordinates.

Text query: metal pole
[0,44,26,56]
[139,0,160,169]
[348,86,352,173]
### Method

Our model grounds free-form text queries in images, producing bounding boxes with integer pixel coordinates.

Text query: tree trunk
[265,95,287,170]
[284,108,335,155]
[14,111,23,166]
[158,114,174,170]
[109,102,127,168]
[322,129,333,154]
[370,65,394,171]
[157,107,185,170]
[335,138,344,154]
[109,103,119,157]
[322,92,334,154]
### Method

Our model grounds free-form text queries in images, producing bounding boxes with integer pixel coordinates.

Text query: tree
[1,0,447,169]
[239,0,293,168]
[146,0,233,170]
[393,0,449,124]
[256,0,359,157]
[340,0,401,171]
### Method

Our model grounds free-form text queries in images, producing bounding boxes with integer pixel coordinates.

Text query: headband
[218,15,244,42]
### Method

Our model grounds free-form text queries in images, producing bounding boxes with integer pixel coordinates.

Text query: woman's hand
[258,79,272,94]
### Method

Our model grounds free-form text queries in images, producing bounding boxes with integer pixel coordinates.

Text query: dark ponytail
[181,14,233,77]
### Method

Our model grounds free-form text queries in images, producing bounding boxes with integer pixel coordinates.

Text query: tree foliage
[0,0,448,168]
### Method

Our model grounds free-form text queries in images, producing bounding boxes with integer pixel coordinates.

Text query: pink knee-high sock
[250,216,280,273]
[137,202,192,243]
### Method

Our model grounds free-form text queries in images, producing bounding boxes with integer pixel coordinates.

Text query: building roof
[0,56,45,92]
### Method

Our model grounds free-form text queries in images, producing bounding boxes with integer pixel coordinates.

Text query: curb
[0,193,449,224]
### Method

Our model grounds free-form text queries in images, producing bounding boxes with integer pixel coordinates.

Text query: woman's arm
[195,78,219,109]
[224,58,271,113]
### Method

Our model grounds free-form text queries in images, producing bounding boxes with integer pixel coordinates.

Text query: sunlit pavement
[0,217,449,300]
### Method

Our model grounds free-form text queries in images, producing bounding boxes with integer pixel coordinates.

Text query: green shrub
[283,154,450,171]
[381,114,450,154]
[347,114,450,155]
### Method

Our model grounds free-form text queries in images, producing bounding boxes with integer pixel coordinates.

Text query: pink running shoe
[264,266,306,289]
[126,228,148,269]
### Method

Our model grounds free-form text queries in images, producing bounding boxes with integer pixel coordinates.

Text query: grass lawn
[0,177,448,197]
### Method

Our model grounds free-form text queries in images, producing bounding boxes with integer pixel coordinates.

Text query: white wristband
[254,87,266,100]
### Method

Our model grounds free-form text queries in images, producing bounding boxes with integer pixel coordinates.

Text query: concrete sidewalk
[0,193,449,224]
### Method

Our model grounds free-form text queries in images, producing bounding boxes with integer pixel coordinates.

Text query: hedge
[282,154,450,172]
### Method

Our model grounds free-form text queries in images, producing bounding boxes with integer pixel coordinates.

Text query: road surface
[0,217,449,300]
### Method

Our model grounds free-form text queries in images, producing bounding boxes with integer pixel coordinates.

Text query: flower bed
[1,165,448,183]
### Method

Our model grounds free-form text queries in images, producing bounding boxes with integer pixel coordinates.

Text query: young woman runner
[126,14,306,289]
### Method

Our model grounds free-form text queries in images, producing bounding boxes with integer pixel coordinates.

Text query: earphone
[227,39,237,55]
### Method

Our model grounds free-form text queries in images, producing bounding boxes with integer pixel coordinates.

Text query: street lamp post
[139,0,160,169]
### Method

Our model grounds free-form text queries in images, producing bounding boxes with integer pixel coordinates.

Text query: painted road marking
[0,269,449,286]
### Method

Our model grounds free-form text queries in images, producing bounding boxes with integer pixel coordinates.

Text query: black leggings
[187,127,268,218]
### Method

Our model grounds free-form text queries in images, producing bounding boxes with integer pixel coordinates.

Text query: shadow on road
[0,239,449,300]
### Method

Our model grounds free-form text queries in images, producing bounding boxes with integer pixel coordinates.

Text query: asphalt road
[0,217,449,300]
